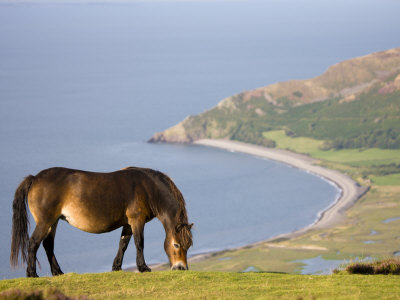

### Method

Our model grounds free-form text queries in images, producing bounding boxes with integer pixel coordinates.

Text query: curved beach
[194,139,369,240]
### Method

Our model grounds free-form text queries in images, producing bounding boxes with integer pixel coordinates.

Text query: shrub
[344,259,400,275]
[345,263,375,275]
[292,91,303,98]
[373,259,400,275]
[230,122,276,148]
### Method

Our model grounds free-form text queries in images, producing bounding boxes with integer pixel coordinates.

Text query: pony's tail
[10,175,34,268]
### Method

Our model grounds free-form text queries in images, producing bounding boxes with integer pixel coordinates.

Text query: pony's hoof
[138,265,151,272]
[27,272,39,278]
[52,270,64,276]
[112,266,122,271]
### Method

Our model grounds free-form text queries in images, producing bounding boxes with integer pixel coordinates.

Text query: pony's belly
[61,205,122,233]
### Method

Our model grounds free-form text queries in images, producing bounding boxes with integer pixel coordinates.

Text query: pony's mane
[164,174,193,250]
[122,167,193,250]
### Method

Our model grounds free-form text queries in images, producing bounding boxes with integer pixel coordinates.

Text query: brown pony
[10,167,193,277]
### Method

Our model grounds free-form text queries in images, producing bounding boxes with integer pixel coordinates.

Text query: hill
[1,271,400,299]
[149,48,400,150]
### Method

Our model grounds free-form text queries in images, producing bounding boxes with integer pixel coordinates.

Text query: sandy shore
[193,139,369,240]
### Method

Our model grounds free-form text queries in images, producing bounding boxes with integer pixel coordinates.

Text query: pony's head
[164,222,193,270]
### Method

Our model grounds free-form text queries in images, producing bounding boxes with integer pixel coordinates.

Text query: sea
[1,0,399,279]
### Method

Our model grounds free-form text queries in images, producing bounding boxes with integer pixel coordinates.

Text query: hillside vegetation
[150,48,400,150]
[1,271,400,299]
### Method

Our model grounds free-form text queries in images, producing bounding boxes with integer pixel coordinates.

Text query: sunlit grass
[313,148,400,166]
[1,271,400,299]
[263,130,400,166]
[372,173,400,186]
[263,130,323,154]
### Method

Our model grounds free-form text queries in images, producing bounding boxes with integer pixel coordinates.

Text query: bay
[1,0,399,278]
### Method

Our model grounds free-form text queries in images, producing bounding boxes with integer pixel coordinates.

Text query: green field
[373,173,400,186]
[313,148,400,167]
[263,130,324,154]
[1,271,400,299]
[263,130,400,166]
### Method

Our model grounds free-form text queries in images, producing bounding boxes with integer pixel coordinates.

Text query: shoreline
[185,139,369,264]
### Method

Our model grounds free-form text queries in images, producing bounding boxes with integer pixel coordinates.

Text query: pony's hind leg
[112,225,132,271]
[42,220,63,276]
[27,223,52,277]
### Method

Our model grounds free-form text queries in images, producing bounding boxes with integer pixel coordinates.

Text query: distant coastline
[184,139,369,264]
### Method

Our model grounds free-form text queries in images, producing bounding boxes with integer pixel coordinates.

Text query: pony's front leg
[130,220,151,273]
[112,225,132,271]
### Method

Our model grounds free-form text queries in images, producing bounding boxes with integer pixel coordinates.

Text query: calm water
[1,0,399,278]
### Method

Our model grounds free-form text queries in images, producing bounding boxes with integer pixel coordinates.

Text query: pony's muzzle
[171,262,188,271]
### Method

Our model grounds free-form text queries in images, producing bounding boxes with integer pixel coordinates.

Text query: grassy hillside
[1,271,400,299]
[150,48,400,150]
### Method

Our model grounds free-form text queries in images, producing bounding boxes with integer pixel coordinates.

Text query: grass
[263,130,400,167]
[373,173,400,186]
[312,148,400,167]
[1,271,400,299]
[263,130,323,154]
[188,245,323,274]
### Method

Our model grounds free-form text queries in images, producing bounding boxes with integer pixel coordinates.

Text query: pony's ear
[175,223,193,233]
[175,224,183,233]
